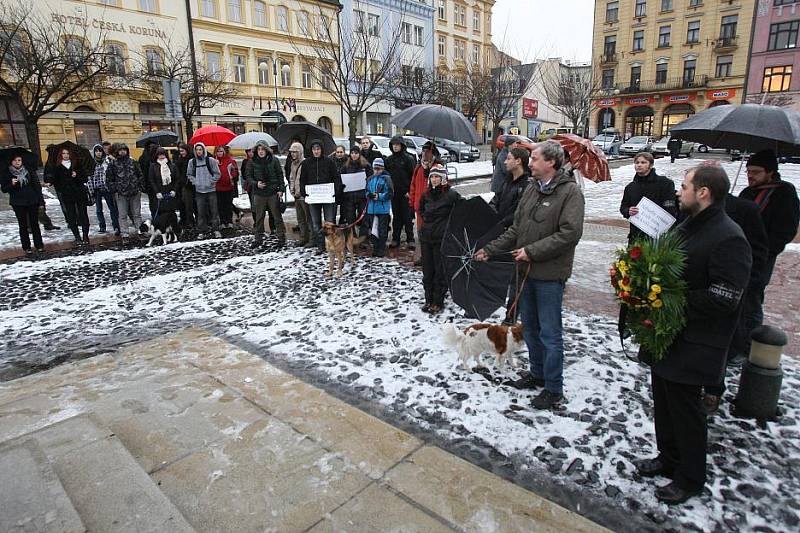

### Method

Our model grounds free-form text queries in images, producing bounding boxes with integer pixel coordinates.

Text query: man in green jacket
[476,140,585,409]
[245,140,286,247]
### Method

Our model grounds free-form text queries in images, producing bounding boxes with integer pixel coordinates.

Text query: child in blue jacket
[365,158,394,257]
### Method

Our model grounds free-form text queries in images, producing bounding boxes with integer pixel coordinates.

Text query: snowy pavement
[0,235,798,532]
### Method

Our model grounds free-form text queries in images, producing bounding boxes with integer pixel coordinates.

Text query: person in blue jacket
[365,158,393,257]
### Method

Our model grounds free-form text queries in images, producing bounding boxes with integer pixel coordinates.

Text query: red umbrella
[550,134,611,183]
[189,125,236,147]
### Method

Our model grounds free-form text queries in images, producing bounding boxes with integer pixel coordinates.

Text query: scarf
[752,181,783,213]
[61,160,72,170]
[9,164,29,186]
[158,159,172,186]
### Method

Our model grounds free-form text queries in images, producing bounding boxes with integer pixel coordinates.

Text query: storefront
[624,103,654,137]
[660,98,696,137]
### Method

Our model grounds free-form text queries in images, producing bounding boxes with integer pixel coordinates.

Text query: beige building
[590,0,755,138]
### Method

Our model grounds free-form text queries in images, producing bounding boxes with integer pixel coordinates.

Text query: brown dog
[322,221,365,277]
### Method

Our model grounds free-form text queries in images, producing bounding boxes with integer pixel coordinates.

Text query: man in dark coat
[359,136,382,164]
[490,135,519,194]
[619,152,678,243]
[636,164,751,505]
[667,137,683,163]
[299,139,341,252]
[385,136,416,248]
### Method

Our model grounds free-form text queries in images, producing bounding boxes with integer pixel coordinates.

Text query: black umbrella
[45,141,94,175]
[391,104,481,145]
[136,130,178,148]
[276,121,336,156]
[0,146,38,170]
[441,196,516,320]
[671,103,800,155]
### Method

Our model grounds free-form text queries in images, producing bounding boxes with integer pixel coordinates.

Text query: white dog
[442,322,524,370]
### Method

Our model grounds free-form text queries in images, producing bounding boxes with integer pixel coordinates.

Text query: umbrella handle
[730,153,747,192]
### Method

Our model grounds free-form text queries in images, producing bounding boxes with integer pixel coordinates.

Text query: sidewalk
[0,327,606,533]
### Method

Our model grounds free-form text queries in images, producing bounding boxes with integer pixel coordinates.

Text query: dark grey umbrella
[391,104,481,145]
[671,104,800,155]
[276,121,335,156]
[136,130,178,148]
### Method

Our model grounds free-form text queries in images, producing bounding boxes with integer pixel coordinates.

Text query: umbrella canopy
[670,103,800,155]
[45,141,94,175]
[441,197,516,320]
[136,130,178,148]
[550,133,611,183]
[227,131,279,150]
[391,104,481,145]
[276,121,336,156]
[189,125,236,147]
[0,146,38,170]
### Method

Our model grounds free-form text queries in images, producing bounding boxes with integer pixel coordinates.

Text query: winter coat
[384,137,415,193]
[299,154,341,203]
[491,147,509,194]
[0,164,43,207]
[240,158,252,192]
[409,163,431,212]
[725,194,769,289]
[285,143,306,197]
[88,144,109,192]
[666,138,683,153]
[419,185,461,243]
[106,147,144,197]
[490,171,531,228]
[340,157,373,201]
[365,171,394,215]
[50,162,89,203]
[619,169,678,241]
[186,143,220,194]
[360,144,382,164]
[139,147,156,194]
[645,204,752,386]
[246,148,285,197]
[176,152,192,192]
[148,160,180,212]
[739,176,800,257]
[483,169,585,282]
[215,154,239,193]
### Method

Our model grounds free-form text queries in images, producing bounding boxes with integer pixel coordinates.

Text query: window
[454,4,466,26]
[206,51,221,80]
[402,22,412,44]
[454,39,465,61]
[145,48,163,75]
[689,0,702,6]
[99,0,118,5]
[227,0,242,22]
[635,0,646,17]
[321,69,331,90]
[414,67,424,86]
[254,1,267,27]
[281,61,291,86]
[257,56,270,84]
[277,6,289,32]
[661,0,672,11]
[297,11,309,35]
[768,21,799,50]
[630,65,641,87]
[472,44,480,64]
[602,69,615,88]
[715,55,732,77]
[633,30,644,51]
[473,10,480,31]
[720,15,738,39]
[201,0,216,18]
[354,10,365,33]
[658,25,671,47]
[138,0,156,13]
[415,25,424,46]
[656,63,668,84]
[687,20,700,43]
[604,35,617,56]
[105,43,126,76]
[683,59,696,84]
[775,0,798,5]
[369,60,381,82]
[368,13,379,37]
[606,2,618,22]
[232,53,246,83]
[0,99,29,148]
[302,63,312,88]
[438,35,446,56]
[438,0,446,20]
[65,37,85,66]
[401,65,412,85]
[320,14,330,37]
[763,65,792,92]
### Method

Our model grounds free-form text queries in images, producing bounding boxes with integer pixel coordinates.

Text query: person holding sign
[364,158,394,257]
[619,152,677,243]
[339,146,372,239]
[299,139,342,253]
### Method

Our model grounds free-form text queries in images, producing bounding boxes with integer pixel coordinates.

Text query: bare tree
[484,59,535,142]
[392,65,453,109]
[292,1,417,146]
[0,2,113,161]
[539,62,599,137]
[130,35,239,138]
[746,92,795,107]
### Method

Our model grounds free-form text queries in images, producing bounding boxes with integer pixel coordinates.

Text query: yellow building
[590,0,755,138]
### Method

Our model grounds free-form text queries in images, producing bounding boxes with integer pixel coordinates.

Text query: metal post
[273,57,280,112]
[184,0,202,130]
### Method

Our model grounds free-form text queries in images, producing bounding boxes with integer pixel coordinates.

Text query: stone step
[0,438,86,533]
[2,413,195,533]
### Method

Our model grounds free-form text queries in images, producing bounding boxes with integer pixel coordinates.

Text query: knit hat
[372,157,385,169]
[429,164,447,180]
[746,149,778,173]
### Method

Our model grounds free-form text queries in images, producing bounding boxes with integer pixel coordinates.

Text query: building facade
[746,0,800,110]
[590,0,756,139]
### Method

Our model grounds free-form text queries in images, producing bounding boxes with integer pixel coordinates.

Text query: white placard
[305,183,336,204]
[341,171,367,192]
[629,196,676,238]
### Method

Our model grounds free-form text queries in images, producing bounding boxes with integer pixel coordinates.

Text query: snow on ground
[0,237,798,531]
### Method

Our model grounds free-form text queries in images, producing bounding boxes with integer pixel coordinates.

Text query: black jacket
[490,171,530,228]
[50,163,89,203]
[148,161,181,212]
[384,137,416,193]
[620,169,678,241]
[725,194,769,288]
[340,157,373,200]
[419,186,461,243]
[360,145,382,164]
[0,165,43,207]
[739,177,799,257]
[299,154,342,203]
[646,204,752,386]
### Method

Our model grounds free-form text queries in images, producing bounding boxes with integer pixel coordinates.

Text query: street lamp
[259,60,292,114]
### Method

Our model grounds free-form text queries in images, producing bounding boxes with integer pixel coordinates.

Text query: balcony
[714,36,738,51]
[600,53,618,65]
[616,75,708,94]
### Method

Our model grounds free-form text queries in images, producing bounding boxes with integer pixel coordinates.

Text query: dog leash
[506,263,532,320]
[337,197,370,231]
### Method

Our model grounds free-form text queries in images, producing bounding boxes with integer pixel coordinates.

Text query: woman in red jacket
[214,146,240,228]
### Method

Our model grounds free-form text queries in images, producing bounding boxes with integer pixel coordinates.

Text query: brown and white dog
[442,322,524,370]
[322,221,365,277]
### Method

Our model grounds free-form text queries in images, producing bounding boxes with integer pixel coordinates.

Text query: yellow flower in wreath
[652,299,663,309]
[651,284,662,294]
[648,292,658,301]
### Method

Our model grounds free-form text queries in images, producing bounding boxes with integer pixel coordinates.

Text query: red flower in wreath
[641,319,654,329]
[630,246,642,260]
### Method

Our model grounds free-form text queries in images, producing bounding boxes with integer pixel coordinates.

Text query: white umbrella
[227,131,279,150]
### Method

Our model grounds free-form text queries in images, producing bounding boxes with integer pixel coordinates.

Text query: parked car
[619,136,655,156]
[439,138,481,162]
[591,133,623,154]
[651,136,695,157]
[537,127,572,141]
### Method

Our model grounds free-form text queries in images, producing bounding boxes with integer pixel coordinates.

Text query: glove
[169,191,175,197]
[156,193,163,200]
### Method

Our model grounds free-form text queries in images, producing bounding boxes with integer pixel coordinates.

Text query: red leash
[506,263,532,319]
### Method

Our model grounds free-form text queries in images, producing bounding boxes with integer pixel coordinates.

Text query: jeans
[518,278,566,395]
[115,193,142,235]
[391,190,414,243]
[367,213,390,256]
[308,202,336,249]
[195,191,220,233]
[252,194,286,241]
[12,204,43,250]
[94,189,119,231]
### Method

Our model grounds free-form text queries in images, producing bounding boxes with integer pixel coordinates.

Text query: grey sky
[491,0,595,63]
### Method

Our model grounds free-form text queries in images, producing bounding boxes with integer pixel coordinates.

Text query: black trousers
[13,204,43,250]
[340,192,368,237]
[216,190,235,225]
[391,190,414,243]
[652,373,706,492]
[421,239,447,306]
[62,198,89,238]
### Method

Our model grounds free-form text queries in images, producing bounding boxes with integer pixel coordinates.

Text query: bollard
[734,325,787,420]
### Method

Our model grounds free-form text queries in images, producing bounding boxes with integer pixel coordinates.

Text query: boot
[82,228,90,245]
[71,227,81,243]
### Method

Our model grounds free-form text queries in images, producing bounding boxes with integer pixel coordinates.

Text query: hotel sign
[707,89,736,101]
[50,13,168,39]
